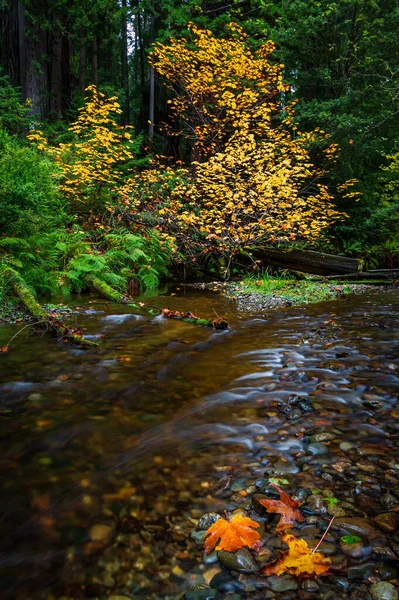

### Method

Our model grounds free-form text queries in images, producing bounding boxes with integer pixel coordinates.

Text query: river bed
[0,288,398,600]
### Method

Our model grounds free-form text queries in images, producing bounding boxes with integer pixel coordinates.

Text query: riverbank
[187,279,388,313]
[0,279,390,326]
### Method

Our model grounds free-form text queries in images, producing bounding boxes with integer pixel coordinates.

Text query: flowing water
[0,287,398,600]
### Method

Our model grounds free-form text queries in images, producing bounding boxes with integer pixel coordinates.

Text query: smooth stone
[307,442,330,456]
[203,551,218,565]
[310,433,336,443]
[231,479,247,492]
[347,562,376,580]
[339,442,354,452]
[269,574,298,592]
[28,393,43,401]
[191,530,207,544]
[339,540,371,558]
[380,493,398,510]
[301,579,320,592]
[197,513,221,531]
[217,548,259,572]
[185,589,217,600]
[89,524,114,544]
[333,517,380,539]
[209,571,243,593]
[109,597,132,600]
[378,564,398,580]
[327,504,346,517]
[374,512,399,533]
[370,582,399,600]
[306,495,327,514]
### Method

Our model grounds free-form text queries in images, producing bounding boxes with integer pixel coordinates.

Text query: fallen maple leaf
[259,485,304,532]
[264,533,331,578]
[203,513,262,554]
[0,345,9,353]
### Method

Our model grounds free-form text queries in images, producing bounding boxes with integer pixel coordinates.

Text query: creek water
[0,287,398,600]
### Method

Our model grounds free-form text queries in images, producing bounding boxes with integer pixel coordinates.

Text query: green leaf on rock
[323,497,339,506]
[340,535,362,545]
[268,477,289,486]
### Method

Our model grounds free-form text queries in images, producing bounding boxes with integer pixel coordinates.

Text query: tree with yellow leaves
[28,86,143,223]
[147,24,357,255]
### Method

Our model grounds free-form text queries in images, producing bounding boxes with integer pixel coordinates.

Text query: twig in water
[312,516,335,554]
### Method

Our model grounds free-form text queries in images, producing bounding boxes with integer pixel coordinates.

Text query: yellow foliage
[28,86,138,215]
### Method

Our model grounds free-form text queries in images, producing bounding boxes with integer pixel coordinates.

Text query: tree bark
[79,29,86,96]
[121,0,130,124]
[92,34,98,87]
[50,29,63,118]
[251,248,359,276]
[149,65,154,138]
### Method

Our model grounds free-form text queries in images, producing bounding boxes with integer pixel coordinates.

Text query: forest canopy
[0,0,398,303]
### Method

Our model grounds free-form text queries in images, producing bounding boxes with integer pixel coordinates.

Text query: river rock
[268,574,298,592]
[306,495,327,514]
[310,432,336,443]
[339,539,371,558]
[339,442,354,452]
[301,579,320,593]
[374,512,399,533]
[347,562,376,580]
[217,548,259,572]
[380,493,397,510]
[307,442,330,456]
[89,524,114,544]
[185,588,217,600]
[197,513,221,531]
[333,517,380,539]
[370,582,399,600]
[327,504,346,517]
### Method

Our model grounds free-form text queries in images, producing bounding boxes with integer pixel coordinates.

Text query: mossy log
[82,279,230,329]
[3,268,97,348]
[85,274,125,302]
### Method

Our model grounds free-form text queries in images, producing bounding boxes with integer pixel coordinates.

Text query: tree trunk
[121,0,130,125]
[251,248,359,276]
[79,29,86,96]
[92,34,98,87]
[50,30,63,118]
[149,65,154,139]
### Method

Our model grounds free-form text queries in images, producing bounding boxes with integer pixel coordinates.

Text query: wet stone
[339,539,371,558]
[374,512,399,533]
[306,495,327,514]
[185,588,217,600]
[301,579,320,593]
[217,548,259,572]
[89,524,114,544]
[197,513,221,531]
[310,432,336,443]
[380,494,397,510]
[191,530,207,544]
[333,517,381,539]
[307,442,330,456]
[370,582,399,600]
[203,551,218,565]
[347,562,376,580]
[339,442,353,452]
[209,571,243,593]
[268,574,298,592]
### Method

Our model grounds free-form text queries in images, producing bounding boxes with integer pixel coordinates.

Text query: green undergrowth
[241,272,354,304]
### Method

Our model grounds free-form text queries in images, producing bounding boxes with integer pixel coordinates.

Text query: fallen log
[85,273,125,303]
[3,268,98,349]
[160,308,229,329]
[251,248,358,276]
[316,268,399,282]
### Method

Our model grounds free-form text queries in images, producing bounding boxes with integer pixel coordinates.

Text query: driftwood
[3,268,98,348]
[251,248,358,276]
[316,268,399,282]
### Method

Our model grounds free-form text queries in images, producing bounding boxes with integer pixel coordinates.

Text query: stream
[0,287,398,600]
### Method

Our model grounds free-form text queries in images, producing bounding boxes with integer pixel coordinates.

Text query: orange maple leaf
[259,485,304,532]
[203,513,262,554]
[263,533,331,578]
[0,345,9,353]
